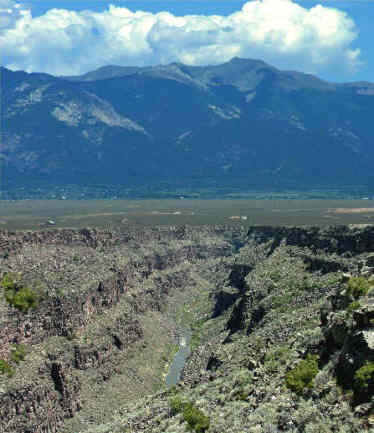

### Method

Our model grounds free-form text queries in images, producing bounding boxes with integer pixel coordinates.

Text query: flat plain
[1,199,374,230]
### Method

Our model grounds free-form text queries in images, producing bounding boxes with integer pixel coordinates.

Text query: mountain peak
[227,56,269,66]
[2,58,374,194]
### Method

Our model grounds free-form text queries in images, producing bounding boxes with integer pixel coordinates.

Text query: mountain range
[2,57,374,195]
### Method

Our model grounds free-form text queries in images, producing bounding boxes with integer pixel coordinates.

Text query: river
[165,328,191,387]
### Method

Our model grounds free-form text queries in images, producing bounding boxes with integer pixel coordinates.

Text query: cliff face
[0,225,245,433]
[82,223,374,433]
[247,225,374,255]
[4,224,374,433]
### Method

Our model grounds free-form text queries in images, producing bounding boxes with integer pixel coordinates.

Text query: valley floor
[2,199,374,230]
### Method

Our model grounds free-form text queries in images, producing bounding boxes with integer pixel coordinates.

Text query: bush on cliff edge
[285,355,319,394]
[2,273,38,312]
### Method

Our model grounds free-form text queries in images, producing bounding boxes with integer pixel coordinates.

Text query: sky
[0,0,373,82]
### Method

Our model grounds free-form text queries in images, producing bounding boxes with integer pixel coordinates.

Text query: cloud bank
[0,0,361,77]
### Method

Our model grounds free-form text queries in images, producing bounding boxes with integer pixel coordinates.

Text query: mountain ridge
[60,57,373,90]
[2,57,374,195]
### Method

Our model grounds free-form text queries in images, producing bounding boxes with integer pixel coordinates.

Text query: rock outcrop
[320,274,374,406]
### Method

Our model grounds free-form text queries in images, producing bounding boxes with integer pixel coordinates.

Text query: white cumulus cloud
[0,0,362,78]
[0,0,24,30]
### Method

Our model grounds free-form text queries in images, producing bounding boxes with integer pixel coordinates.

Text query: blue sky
[1,0,373,82]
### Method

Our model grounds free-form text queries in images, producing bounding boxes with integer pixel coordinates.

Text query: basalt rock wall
[0,244,232,357]
[0,225,245,256]
[0,226,243,354]
[0,225,244,433]
[248,225,374,255]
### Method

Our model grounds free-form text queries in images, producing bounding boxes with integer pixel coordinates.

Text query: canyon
[1,224,374,432]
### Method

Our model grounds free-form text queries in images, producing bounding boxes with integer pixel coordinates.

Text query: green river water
[165,328,192,387]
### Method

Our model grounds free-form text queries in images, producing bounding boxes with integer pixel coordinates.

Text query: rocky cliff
[0,225,245,433]
[70,223,374,433]
[4,224,374,433]
[248,224,374,254]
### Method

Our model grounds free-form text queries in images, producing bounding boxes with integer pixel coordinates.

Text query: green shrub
[2,274,38,312]
[285,354,318,393]
[6,286,38,312]
[183,402,210,433]
[168,397,210,432]
[0,345,27,379]
[11,344,26,364]
[2,273,18,290]
[354,362,374,391]
[236,386,250,401]
[168,395,184,415]
[0,360,14,378]
[347,277,370,300]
